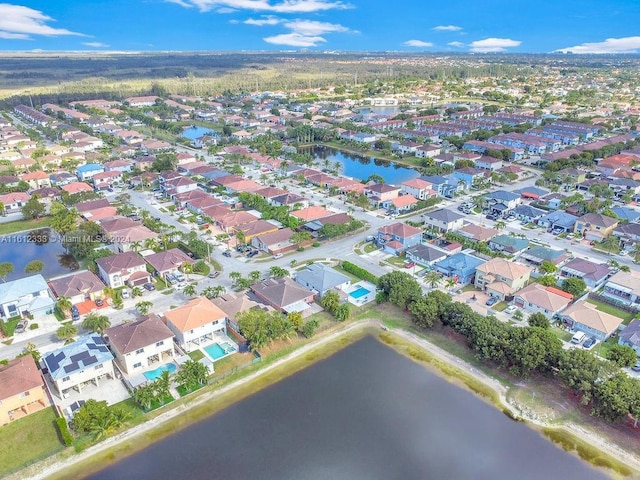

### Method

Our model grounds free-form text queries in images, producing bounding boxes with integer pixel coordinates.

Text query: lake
[182,126,216,140]
[0,229,78,282]
[87,337,606,480]
[306,146,419,185]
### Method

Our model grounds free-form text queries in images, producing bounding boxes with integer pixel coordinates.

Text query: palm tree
[445,277,457,291]
[133,384,156,410]
[81,313,111,335]
[495,220,506,230]
[0,201,5,217]
[131,286,143,298]
[144,238,160,251]
[160,234,171,251]
[56,296,72,318]
[181,262,194,280]
[136,301,153,315]
[249,270,261,283]
[154,370,172,400]
[424,271,442,289]
[56,322,78,344]
[130,241,142,253]
[183,283,197,297]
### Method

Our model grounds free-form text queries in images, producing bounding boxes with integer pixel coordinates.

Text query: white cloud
[169,0,351,13]
[555,36,640,54]
[433,25,462,32]
[83,41,109,48]
[403,40,433,48]
[448,41,465,47]
[0,4,85,39]
[263,32,326,47]
[469,37,521,52]
[285,19,349,36]
[244,15,282,25]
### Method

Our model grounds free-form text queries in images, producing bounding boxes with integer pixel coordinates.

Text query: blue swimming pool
[204,342,235,360]
[143,363,177,381]
[349,286,371,299]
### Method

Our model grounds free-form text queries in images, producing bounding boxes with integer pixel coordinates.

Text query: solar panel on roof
[86,343,96,350]
[64,363,78,373]
[71,351,91,362]
[96,345,109,353]
[83,356,98,366]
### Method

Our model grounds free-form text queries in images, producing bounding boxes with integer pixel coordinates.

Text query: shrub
[301,319,319,338]
[56,417,73,446]
[297,247,304,252]
[342,260,378,283]
[312,242,321,247]
[29,323,39,330]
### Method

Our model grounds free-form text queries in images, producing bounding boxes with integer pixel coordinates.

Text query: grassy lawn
[552,327,574,343]
[385,256,407,268]
[586,299,635,324]
[492,301,508,312]
[333,265,360,283]
[461,285,477,293]
[594,336,620,360]
[177,383,205,397]
[188,350,205,362]
[0,217,53,236]
[364,243,379,254]
[0,407,64,476]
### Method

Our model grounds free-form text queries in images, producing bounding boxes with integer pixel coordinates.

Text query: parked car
[95,298,104,307]
[273,253,283,259]
[174,272,186,282]
[504,305,518,315]
[121,289,130,299]
[15,319,28,334]
[485,297,498,306]
[166,274,177,285]
[582,337,597,349]
[71,305,80,321]
[247,250,259,258]
[208,272,220,279]
[632,363,640,372]
[404,262,416,269]
[223,250,232,257]
[143,283,156,291]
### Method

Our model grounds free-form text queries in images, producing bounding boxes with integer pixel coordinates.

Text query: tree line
[376,271,640,424]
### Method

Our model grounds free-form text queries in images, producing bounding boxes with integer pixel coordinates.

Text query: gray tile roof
[295,264,350,294]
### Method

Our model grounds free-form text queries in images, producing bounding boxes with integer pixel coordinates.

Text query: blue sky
[1,1,640,53]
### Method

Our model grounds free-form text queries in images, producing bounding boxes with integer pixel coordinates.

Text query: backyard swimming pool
[143,363,177,381]
[204,342,236,360]
[349,286,371,299]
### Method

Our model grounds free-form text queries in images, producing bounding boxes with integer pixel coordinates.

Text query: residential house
[602,270,640,307]
[291,206,332,223]
[0,274,55,320]
[400,178,436,200]
[144,248,193,280]
[61,182,94,195]
[405,244,447,267]
[488,234,530,255]
[43,334,115,396]
[0,356,48,425]
[294,263,350,297]
[574,213,619,241]
[610,206,640,223]
[513,284,573,318]
[420,175,463,198]
[234,220,279,243]
[613,222,640,246]
[164,297,227,352]
[105,314,175,375]
[513,186,549,201]
[433,252,485,285]
[48,270,105,306]
[271,193,308,209]
[363,183,400,206]
[452,167,484,190]
[252,228,295,254]
[484,190,521,215]
[21,171,51,190]
[96,252,151,288]
[560,258,611,289]
[212,292,272,332]
[92,171,122,190]
[561,302,623,341]
[382,194,419,213]
[458,223,499,242]
[49,171,76,187]
[76,163,104,181]
[520,245,569,266]
[512,204,547,224]
[376,222,423,255]
[537,211,578,232]
[422,208,465,233]
[103,159,133,173]
[251,278,315,314]
[474,258,532,300]
[0,192,30,213]
[618,319,640,356]
[475,156,503,171]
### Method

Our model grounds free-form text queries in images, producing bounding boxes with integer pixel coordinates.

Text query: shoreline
[13,320,640,480]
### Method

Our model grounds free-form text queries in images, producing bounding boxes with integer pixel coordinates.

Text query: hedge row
[341,261,378,284]
[55,417,73,446]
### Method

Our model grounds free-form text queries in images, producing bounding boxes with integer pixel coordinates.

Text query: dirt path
[15,320,640,479]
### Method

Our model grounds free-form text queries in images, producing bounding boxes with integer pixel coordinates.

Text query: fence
[588,292,640,313]
[208,354,262,384]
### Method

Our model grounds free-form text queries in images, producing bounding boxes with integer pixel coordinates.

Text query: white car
[504,305,518,315]
[273,253,283,259]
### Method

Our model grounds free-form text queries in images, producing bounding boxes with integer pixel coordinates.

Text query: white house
[164,297,227,352]
[0,274,55,321]
[95,251,151,288]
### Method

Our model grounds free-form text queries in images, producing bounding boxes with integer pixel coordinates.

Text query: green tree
[133,384,156,410]
[527,312,550,329]
[409,295,439,329]
[183,283,197,297]
[377,271,422,310]
[539,261,558,274]
[598,235,621,254]
[21,196,45,219]
[424,271,442,289]
[560,277,586,297]
[592,373,640,422]
[334,303,350,322]
[291,231,312,247]
[153,369,172,400]
[0,262,14,282]
[56,322,78,344]
[24,260,45,273]
[269,266,289,279]
[301,319,319,338]
[558,348,614,404]
[135,301,153,315]
[56,296,72,317]
[606,344,638,368]
[81,312,111,335]
[174,359,209,392]
[287,312,304,330]
[537,275,557,287]
[321,290,340,314]
[366,173,385,184]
